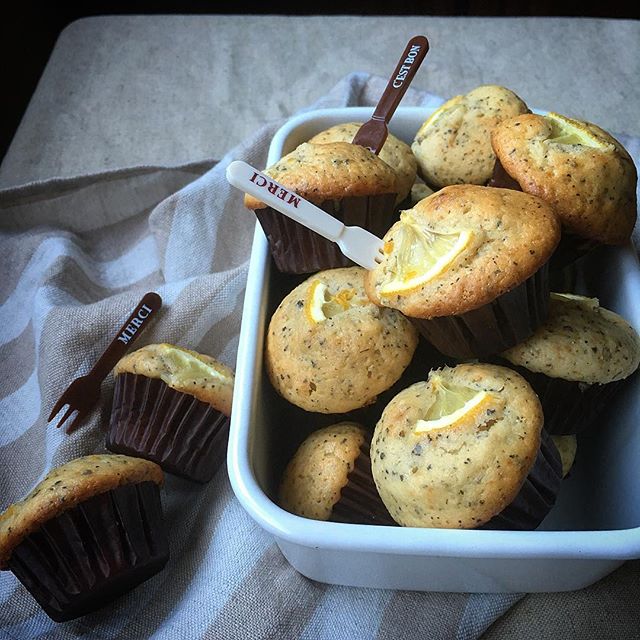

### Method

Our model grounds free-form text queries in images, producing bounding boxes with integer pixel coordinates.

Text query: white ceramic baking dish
[227,106,640,592]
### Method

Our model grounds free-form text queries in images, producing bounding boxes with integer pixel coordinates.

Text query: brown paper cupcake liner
[482,429,563,530]
[549,233,599,272]
[331,444,396,526]
[8,481,168,622]
[410,264,550,359]
[500,362,624,435]
[254,192,397,274]
[107,373,230,484]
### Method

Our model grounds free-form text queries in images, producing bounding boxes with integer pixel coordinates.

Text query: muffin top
[279,422,367,521]
[491,112,637,244]
[115,343,234,416]
[265,267,418,413]
[308,122,417,204]
[551,434,577,478]
[0,455,163,569]
[501,293,640,384]
[412,85,529,189]
[371,363,543,528]
[243,141,398,209]
[365,185,560,318]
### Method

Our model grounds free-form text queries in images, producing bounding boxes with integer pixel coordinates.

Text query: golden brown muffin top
[371,364,543,528]
[0,455,163,569]
[279,422,367,521]
[365,185,560,318]
[115,343,234,416]
[412,85,529,189]
[501,293,640,384]
[491,112,637,245]
[308,122,417,204]
[265,267,418,414]
[243,141,398,209]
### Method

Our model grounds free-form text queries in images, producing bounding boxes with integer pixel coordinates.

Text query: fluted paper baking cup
[482,429,563,530]
[410,264,550,359]
[107,373,230,483]
[8,481,168,622]
[254,192,397,274]
[331,444,396,526]
[503,363,624,435]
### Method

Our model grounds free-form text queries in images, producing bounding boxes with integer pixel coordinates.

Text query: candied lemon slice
[418,95,464,132]
[545,113,608,148]
[378,212,472,296]
[304,280,366,324]
[414,375,498,434]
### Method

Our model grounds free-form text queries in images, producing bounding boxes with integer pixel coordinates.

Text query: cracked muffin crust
[412,85,529,189]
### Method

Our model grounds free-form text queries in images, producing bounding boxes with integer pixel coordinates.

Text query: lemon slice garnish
[304,280,366,324]
[419,95,464,131]
[545,113,608,148]
[378,212,472,296]
[414,374,499,434]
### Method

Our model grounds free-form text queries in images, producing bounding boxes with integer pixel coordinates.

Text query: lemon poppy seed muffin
[279,422,395,525]
[107,343,235,483]
[244,141,399,273]
[491,112,637,261]
[0,455,167,621]
[371,364,562,529]
[500,293,640,434]
[365,185,560,358]
[265,267,418,414]
[412,85,529,189]
[308,122,417,205]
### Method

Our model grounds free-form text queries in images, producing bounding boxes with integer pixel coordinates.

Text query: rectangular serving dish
[227,106,640,592]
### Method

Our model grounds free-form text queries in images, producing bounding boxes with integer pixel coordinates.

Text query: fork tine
[48,395,68,422]
[65,410,87,435]
[53,405,76,430]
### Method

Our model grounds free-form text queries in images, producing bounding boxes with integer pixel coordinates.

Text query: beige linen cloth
[1,73,639,640]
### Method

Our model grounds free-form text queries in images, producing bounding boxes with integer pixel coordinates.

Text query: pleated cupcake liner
[482,429,563,530]
[331,444,396,526]
[254,192,398,274]
[501,363,624,435]
[549,233,599,272]
[409,263,550,359]
[107,373,230,484]
[8,481,168,622]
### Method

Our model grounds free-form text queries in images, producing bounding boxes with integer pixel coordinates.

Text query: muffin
[0,455,167,622]
[265,267,418,413]
[308,122,417,205]
[412,85,529,189]
[244,141,399,273]
[491,112,637,265]
[370,364,562,529]
[365,185,561,358]
[552,435,577,478]
[279,422,395,525]
[107,343,234,483]
[500,293,640,434]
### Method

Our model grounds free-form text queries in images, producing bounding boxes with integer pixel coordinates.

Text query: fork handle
[89,292,163,380]
[226,161,345,241]
[370,35,429,125]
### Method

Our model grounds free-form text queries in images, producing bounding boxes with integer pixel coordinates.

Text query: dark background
[1,1,638,162]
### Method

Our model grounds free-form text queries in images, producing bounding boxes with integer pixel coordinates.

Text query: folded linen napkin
[0,72,638,640]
